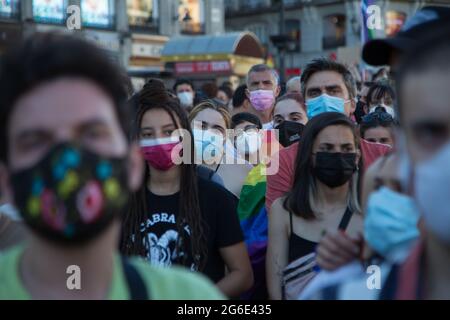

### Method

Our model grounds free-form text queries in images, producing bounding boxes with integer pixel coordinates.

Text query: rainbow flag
[238,130,281,299]
[238,164,268,300]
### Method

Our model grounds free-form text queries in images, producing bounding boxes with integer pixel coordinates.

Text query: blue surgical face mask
[193,128,224,164]
[414,141,450,245]
[365,186,420,263]
[306,94,347,119]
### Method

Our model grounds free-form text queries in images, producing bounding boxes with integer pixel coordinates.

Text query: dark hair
[283,112,360,219]
[396,24,450,121]
[231,112,262,129]
[275,93,305,112]
[0,32,129,164]
[360,111,395,139]
[173,78,194,92]
[201,82,218,99]
[221,81,233,89]
[366,82,395,107]
[301,58,356,100]
[232,84,248,108]
[121,79,207,271]
[218,85,233,100]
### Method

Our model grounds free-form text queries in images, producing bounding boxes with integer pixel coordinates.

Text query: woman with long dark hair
[121,79,253,298]
[266,112,364,300]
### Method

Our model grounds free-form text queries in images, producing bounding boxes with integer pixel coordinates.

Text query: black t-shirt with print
[140,177,243,283]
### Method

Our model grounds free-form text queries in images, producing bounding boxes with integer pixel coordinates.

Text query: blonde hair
[189,100,232,129]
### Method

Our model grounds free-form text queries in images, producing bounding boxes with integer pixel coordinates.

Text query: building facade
[0,0,225,89]
[225,0,450,78]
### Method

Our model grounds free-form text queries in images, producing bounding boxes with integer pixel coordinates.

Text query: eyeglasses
[361,111,394,125]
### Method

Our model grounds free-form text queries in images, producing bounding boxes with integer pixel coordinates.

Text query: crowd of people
[1,5,450,300]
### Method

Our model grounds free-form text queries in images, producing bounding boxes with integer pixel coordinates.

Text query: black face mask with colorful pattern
[10,143,130,245]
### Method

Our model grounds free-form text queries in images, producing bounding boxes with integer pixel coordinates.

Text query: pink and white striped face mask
[140,137,180,171]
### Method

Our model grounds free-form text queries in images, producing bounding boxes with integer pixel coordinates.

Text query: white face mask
[177,91,194,108]
[414,141,450,245]
[235,131,262,156]
[370,104,395,118]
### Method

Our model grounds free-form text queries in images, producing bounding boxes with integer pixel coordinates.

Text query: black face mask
[10,143,130,245]
[313,152,357,188]
[276,121,305,147]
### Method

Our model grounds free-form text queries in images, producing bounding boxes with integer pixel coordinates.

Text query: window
[32,0,67,24]
[284,19,301,52]
[322,14,346,49]
[0,0,20,20]
[385,11,407,37]
[247,24,267,44]
[179,0,205,35]
[242,0,269,10]
[81,0,115,29]
[127,0,158,28]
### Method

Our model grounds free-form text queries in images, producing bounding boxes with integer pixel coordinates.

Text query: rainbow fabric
[238,164,268,300]
[238,130,281,299]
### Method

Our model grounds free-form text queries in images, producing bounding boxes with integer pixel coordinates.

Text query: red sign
[175,61,231,75]
[286,68,301,76]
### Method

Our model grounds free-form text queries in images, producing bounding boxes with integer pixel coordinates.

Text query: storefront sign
[175,61,231,75]
[132,42,164,58]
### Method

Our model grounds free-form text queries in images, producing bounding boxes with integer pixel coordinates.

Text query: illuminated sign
[385,11,407,37]
[0,0,19,19]
[179,0,204,34]
[33,0,66,24]
[175,61,231,75]
[128,0,157,27]
[81,0,114,28]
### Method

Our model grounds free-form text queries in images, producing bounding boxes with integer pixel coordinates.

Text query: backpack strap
[121,256,149,300]
[338,207,353,231]
[379,263,399,300]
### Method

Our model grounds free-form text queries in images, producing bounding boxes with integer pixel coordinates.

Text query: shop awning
[161,32,265,77]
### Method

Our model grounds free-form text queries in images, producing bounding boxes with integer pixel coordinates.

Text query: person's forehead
[305,70,346,89]
[141,108,176,128]
[9,78,118,136]
[365,126,391,137]
[274,99,302,115]
[194,108,226,128]
[401,69,450,124]
[315,125,354,144]
[177,83,193,91]
[235,121,254,131]
[249,70,275,83]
